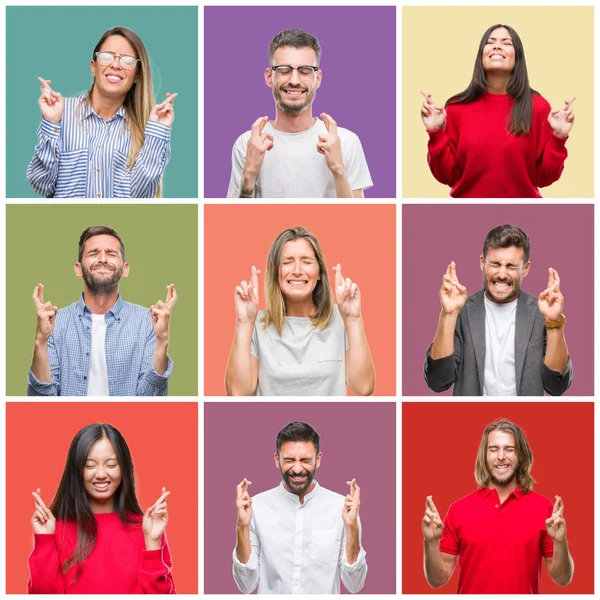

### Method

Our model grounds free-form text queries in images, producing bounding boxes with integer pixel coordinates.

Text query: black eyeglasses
[271,65,319,79]
[95,51,139,70]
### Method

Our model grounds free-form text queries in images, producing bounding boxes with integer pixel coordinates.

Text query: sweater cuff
[145,121,172,141]
[34,533,57,547]
[550,133,569,147]
[141,548,167,570]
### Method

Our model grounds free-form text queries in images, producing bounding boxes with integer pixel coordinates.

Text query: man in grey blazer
[424,224,572,396]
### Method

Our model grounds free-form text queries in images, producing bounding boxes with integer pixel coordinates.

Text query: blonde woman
[225,226,375,396]
[27,26,177,198]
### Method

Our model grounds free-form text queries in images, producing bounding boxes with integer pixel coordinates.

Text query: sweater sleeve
[139,535,176,594]
[534,98,568,188]
[426,108,462,187]
[27,533,65,594]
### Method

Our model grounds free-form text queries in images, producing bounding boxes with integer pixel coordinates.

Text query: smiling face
[275,440,322,496]
[90,34,139,99]
[486,429,519,488]
[480,245,529,304]
[83,437,122,513]
[266,46,322,114]
[75,234,129,294]
[278,238,321,303]
[481,27,516,73]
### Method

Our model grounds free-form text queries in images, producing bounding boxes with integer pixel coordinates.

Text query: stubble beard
[273,84,315,115]
[488,460,520,488]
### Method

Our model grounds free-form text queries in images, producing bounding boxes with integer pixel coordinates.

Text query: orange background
[6,402,198,594]
[204,204,396,396]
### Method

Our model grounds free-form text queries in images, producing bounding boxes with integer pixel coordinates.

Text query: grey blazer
[424,289,572,396]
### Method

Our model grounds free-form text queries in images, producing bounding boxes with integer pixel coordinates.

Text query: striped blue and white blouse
[27,95,171,198]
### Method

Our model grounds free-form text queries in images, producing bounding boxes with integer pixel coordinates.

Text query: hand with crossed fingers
[317,113,345,175]
[37,77,65,124]
[149,92,179,127]
[548,97,575,139]
[31,488,56,534]
[243,116,274,181]
[150,284,178,342]
[143,487,171,549]
[32,284,58,342]
[420,90,447,132]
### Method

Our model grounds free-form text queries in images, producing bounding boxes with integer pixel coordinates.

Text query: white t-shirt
[88,312,109,396]
[483,296,518,396]
[226,118,373,198]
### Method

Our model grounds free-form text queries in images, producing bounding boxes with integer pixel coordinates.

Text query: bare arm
[424,540,458,588]
[539,268,569,374]
[344,318,375,396]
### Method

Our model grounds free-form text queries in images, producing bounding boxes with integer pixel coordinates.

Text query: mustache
[92,262,115,271]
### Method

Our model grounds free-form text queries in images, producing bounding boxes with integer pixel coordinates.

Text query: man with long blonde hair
[422,418,573,593]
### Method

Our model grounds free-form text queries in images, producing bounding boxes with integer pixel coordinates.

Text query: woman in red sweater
[28,423,175,594]
[421,24,575,198]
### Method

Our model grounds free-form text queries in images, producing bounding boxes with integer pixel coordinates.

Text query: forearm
[225,320,256,395]
[547,539,574,586]
[430,312,459,359]
[235,523,252,564]
[345,524,360,564]
[153,337,169,376]
[344,316,375,396]
[239,171,257,198]
[544,326,569,374]
[423,540,451,588]
[31,338,52,383]
[332,169,353,198]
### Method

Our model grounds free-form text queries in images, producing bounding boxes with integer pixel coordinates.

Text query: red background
[402,402,594,594]
[6,402,198,594]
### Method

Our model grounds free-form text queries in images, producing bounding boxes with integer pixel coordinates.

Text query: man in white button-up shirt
[232,421,367,594]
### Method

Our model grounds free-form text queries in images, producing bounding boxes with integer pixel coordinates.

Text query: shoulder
[316,484,345,503]
[252,485,283,505]
[233,130,252,149]
[447,489,481,512]
[54,300,82,325]
[519,290,539,308]
[466,289,485,304]
[532,93,551,113]
[336,126,361,144]
[521,489,553,509]
[118,299,152,324]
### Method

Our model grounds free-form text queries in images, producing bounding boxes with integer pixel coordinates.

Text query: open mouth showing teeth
[489,54,505,59]
[287,280,307,286]
[283,89,305,95]
[92,482,110,491]
[106,74,123,83]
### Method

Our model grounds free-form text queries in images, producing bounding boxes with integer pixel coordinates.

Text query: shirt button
[98,145,102,148]
[53,129,59,133]
[86,352,90,356]
[96,168,100,173]
[495,504,499,508]
[83,376,87,380]
[97,193,101,198]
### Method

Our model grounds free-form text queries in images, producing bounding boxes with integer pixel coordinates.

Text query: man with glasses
[226,29,373,198]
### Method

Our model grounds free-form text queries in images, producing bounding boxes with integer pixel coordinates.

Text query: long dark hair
[446,24,538,135]
[49,424,143,577]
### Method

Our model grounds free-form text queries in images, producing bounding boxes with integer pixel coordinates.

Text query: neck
[272,104,315,133]
[89,498,115,514]
[83,288,119,314]
[490,480,517,504]
[285,297,317,318]
[285,482,316,504]
[485,71,511,95]
[90,86,126,120]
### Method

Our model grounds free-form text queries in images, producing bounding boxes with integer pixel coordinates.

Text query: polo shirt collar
[78,293,124,317]
[478,486,524,501]
[278,480,320,505]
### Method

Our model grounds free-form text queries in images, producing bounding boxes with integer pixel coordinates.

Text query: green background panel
[6,204,198,396]
[7,6,198,198]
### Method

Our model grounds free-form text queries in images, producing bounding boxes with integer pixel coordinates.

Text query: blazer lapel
[466,290,486,392]
[515,292,536,395]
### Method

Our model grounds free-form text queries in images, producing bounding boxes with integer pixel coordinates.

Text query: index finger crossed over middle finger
[251,116,269,136]
[426,495,439,513]
[32,283,45,307]
[237,478,252,498]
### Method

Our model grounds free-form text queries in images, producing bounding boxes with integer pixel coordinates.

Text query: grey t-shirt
[251,306,349,396]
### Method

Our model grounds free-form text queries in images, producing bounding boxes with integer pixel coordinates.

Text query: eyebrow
[282,254,315,260]
[86,247,120,254]
[282,456,313,461]
[85,457,118,462]
[487,37,512,42]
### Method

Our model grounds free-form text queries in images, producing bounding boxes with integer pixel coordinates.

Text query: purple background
[204,6,396,198]
[402,204,594,396]
[204,402,396,594]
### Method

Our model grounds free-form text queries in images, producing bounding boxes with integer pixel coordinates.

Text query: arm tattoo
[239,186,256,198]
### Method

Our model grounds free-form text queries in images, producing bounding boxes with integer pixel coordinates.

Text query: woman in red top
[28,423,175,594]
[421,24,575,198]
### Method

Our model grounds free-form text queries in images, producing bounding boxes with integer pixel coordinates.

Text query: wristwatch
[545,314,566,329]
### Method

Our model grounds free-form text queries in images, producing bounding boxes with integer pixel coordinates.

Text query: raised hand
[545,495,567,542]
[538,268,564,321]
[236,478,253,525]
[317,113,344,175]
[548,97,575,138]
[422,496,444,541]
[440,262,467,315]
[149,92,178,127]
[31,488,56,534]
[243,116,274,180]
[341,479,361,526]
[143,487,170,544]
[150,284,177,341]
[32,284,58,342]
[37,77,64,124]
[420,90,446,132]
[334,263,361,320]
[234,266,261,323]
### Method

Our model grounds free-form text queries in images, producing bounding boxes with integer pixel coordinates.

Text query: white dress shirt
[232,481,367,594]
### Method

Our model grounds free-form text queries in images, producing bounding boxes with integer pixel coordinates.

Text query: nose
[292,258,303,274]
[96,465,107,478]
[99,248,108,262]
[498,448,506,459]
[289,68,301,85]
[111,55,123,69]
[292,464,304,474]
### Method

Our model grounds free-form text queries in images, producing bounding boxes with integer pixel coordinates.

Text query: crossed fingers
[37,77,61,105]
[156,92,178,116]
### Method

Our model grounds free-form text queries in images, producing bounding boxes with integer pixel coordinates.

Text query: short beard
[82,264,123,294]
[280,466,315,495]
[488,462,520,487]
[273,84,314,115]
[483,279,521,304]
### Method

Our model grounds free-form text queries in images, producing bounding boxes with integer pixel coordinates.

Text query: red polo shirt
[440,487,554,594]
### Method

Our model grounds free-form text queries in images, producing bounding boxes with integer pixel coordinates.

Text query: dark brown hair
[483,224,530,264]
[268,29,321,66]
[78,226,125,262]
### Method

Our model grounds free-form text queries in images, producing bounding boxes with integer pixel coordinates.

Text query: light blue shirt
[27,295,173,396]
[27,95,171,198]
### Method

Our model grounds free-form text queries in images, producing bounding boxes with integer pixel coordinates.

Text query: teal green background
[7,6,198,198]
[6,204,198,396]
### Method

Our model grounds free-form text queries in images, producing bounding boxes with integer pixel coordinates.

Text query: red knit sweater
[27,513,175,594]
[427,92,568,198]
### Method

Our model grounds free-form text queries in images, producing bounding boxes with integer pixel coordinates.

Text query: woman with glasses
[225,226,375,396]
[27,423,175,594]
[27,27,177,198]
[420,24,575,198]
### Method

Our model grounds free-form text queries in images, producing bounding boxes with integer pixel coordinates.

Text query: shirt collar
[80,96,127,122]
[478,486,524,500]
[278,480,320,505]
[78,293,125,317]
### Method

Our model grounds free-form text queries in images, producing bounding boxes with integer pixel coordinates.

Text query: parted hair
[83,26,162,197]
[78,225,125,262]
[49,423,143,578]
[261,226,333,336]
[474,418,536,493]
[268,29,321,66]
[276,421,320,456]
[483,223,530,264]
[446,24,538,136]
